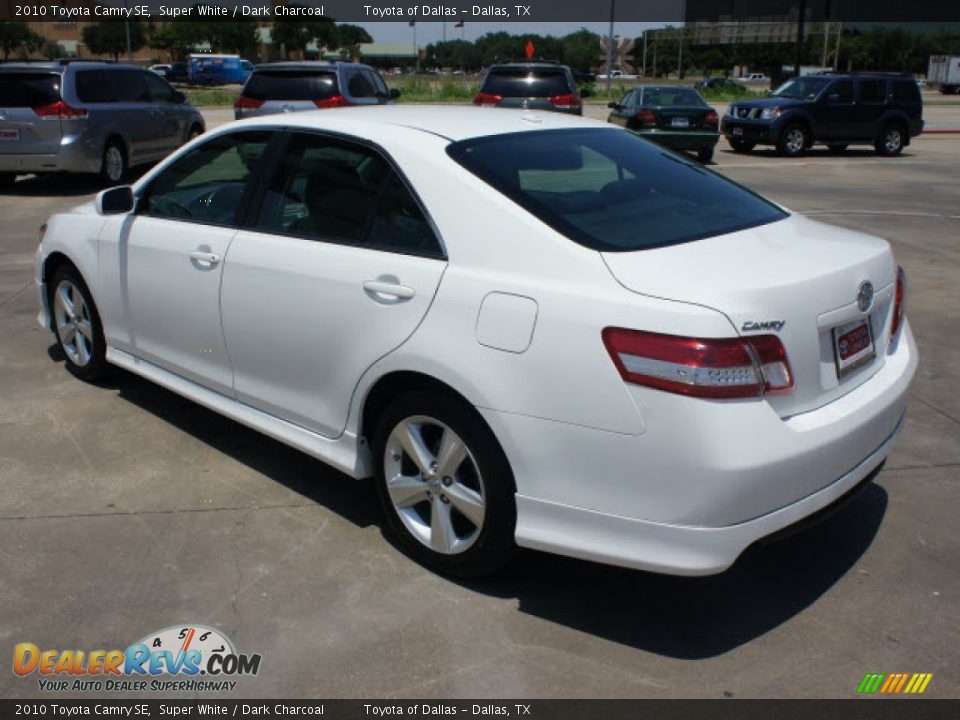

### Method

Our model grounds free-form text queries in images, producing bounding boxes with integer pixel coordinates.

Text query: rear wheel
[100,140,127,185]
[827,143,848,154]
[49,265,109,381]
[729,139,755,153]
[777,124,808,157]
[187,124,203,142]
[696,147,714,164]
[372,390,517,577]
[875,124,905,156]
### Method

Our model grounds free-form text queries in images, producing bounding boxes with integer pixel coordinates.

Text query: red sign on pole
[525,40,535,60]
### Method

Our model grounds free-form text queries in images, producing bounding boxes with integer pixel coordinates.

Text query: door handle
[362,280,416,300]
[189,251,221,266]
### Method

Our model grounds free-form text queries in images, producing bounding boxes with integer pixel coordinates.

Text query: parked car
[473,62,582,115]
[607,85,719,163]
[694,76,748,94]
[188,54,253,86]
[150,64,172,78]
[167,62,189,84]
[0,60,205,186]
[741,72,770,84]
[234,62,400,119]
[36,107,916,577]
[596,69,638,80]
[722,73,924,156]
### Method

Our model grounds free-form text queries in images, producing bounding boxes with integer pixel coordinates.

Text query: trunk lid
[651,105,712,131]
[601,213,897,417]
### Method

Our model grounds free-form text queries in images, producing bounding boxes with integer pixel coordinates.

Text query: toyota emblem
[857,281,874,313]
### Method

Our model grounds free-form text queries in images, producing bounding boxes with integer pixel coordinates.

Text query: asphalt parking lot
[1,107,958,700]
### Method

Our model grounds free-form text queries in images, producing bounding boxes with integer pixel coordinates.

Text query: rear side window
[75,70,117,103]
[243,71,338,101]
[0,73,59,107]
[448,128,787,252]
[344,68,376,98]
[893,81,921,106]
[481,68,571,98]
[858,79,887,104]
[143,131,272,226]
[110,70,150,102]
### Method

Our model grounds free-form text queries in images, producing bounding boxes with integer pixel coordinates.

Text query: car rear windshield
[643,88,705,107]
[243,70,339,101]
[447,128,787,252]
[0,72,60,107]
[481,68,570,98]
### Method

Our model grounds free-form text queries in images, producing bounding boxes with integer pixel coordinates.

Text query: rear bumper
[635,129,720,150]
[0,133,101,175]
[483,321,917,575]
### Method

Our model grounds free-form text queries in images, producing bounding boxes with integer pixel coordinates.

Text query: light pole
[124,0,132,61]
[605,0,615,93]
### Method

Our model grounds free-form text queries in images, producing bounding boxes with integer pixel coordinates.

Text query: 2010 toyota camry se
[35,106,917,577]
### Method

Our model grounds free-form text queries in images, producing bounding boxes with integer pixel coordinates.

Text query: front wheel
[696,147,714,164]
[777,124,809,157]
[875,124,905,156]
[372,390,517,577]
[49,266,110,381]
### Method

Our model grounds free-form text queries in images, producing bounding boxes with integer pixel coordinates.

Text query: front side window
[142,131,272,226]
[255,132,442,256]
[827,80,855,103]
[448,128,787,252]
[771,76,829,100]
[144,72,178,103]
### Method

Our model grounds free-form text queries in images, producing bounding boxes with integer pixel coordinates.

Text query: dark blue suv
[721,73,924,157]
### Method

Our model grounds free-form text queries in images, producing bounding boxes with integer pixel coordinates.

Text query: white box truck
[928,55,960,94]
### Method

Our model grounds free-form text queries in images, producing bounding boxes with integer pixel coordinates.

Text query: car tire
[372,389,517,577]
[697,147,714,164]
[187,124,203,142]
[875,124,905,156]
[777,124,809,157]
[729,139,756,153]
[827,143,848,154]
[100,140,127,185]
[48,265,110,382]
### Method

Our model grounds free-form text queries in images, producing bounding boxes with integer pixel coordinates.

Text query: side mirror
[389,88,402,99]
[96,186,135,215]
[174,90,187,104]
[607,101,620,110]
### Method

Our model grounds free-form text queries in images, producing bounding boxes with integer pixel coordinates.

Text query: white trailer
[928,55,960,94]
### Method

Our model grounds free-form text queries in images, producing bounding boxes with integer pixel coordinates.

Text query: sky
[355,21,670,46]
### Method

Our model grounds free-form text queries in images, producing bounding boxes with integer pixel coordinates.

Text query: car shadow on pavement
[1,168,150,197]
[61,352,887,660]
[720,147,914,160]
[460,481,887,659]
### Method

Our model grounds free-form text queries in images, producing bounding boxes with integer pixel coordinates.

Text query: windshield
[447,128,787,252]
[481,69,571,98]
[0,73,60,107]
[771,77,829,99]
[243,71,339,101]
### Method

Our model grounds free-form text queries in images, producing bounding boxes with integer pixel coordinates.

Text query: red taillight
[634,109,656,126]
[233,95,264,110]
[473,92,503,106]
[704,110,719,128]
[602,328,794,399]
[890,266,907,343]
[549,93,581,110]
[32,101,87,119]
[314,95,350,108]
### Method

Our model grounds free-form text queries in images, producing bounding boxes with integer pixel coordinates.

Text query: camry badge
[857,281,874,313]
[742,320,785,332]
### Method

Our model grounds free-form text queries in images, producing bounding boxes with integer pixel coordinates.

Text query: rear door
[0,71,64,161]
[220,131,447,437]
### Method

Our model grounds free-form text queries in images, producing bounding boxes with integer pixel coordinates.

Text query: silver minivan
[0,60,205,186]
[234,62,400,120]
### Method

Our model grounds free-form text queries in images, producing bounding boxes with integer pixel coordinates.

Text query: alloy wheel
[884,128,903,154]
[383,415,486,555]
[53,280,94,367]
[785,128,805,155]
[104,146,124,183]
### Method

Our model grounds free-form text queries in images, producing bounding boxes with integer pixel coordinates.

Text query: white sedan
[36,106,917,576]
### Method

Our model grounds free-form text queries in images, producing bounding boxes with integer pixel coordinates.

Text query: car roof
[234,105,609,143]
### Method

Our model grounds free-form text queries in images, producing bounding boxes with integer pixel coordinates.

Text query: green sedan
[607,85,720,163]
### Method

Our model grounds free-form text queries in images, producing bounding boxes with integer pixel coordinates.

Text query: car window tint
[366,70,389,97]
[366,173,442,256]
[448,128,787,252]
[243,70,339,101]
[481,69,571,98]
[642,88,705,107]
[0,72,59,107]
[345,69,376,98]
[75,70,117,103]
[144,131,271,226]
[144,72,177,103]
[110,70,150,102]
[828,80,854,103]
[893,81,920,105]
[256,133,388,243]
[859,79,886,104]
